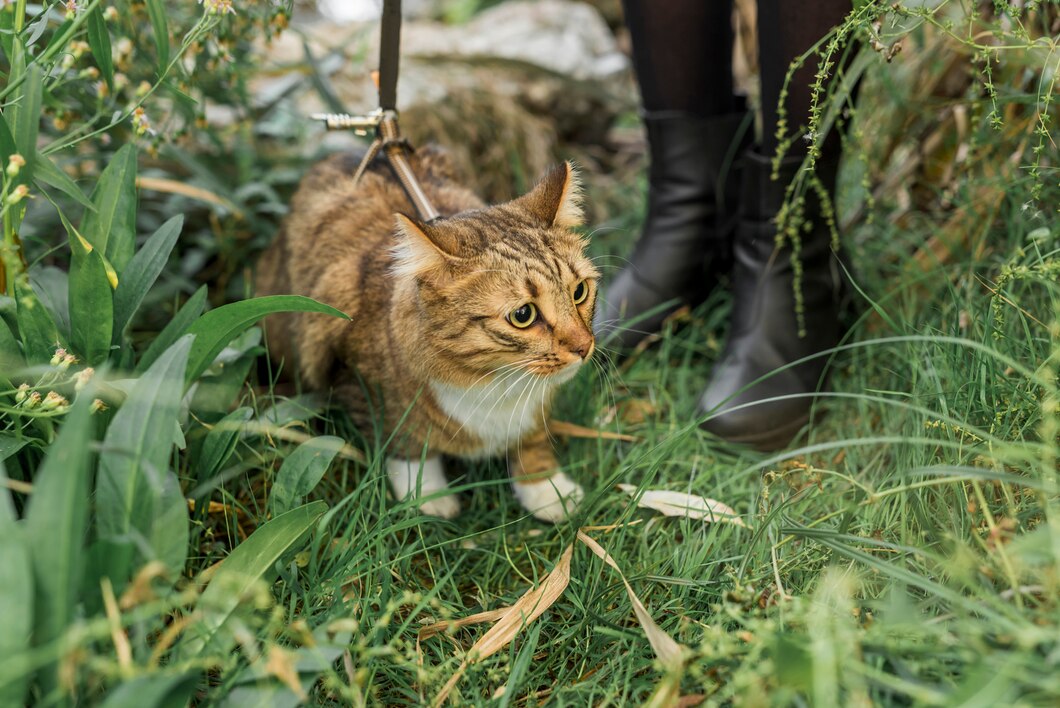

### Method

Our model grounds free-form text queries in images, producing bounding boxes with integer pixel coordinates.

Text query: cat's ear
[392,213,460,277]
[518,161,584,229]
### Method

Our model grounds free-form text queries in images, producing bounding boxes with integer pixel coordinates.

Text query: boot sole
[710,412,810,453]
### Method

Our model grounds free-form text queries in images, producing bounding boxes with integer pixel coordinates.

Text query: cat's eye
[508,303,537,329]
[572,280,589,305]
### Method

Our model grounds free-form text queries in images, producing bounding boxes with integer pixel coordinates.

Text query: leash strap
[312,0,441,223]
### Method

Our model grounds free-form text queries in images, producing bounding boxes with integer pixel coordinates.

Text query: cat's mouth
[539,360,582,384]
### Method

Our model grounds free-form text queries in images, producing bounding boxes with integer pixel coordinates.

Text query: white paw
[513,472,584,523]
[387,457,461,519]
[418,494,462,519]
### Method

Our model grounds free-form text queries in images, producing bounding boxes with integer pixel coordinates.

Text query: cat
[255,147,597,522]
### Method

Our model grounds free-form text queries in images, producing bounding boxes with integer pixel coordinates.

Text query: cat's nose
[563,332,594,360]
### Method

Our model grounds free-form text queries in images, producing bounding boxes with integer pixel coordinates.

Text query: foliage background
[0,0,1058,705]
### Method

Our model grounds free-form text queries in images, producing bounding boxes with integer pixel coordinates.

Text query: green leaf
[150,470,190,577]
[9,63,41,185]
[80,144,137,274]
[14,279,61,363]
[195,407,253,485]
[66,222,115,365]
[33,149,96,211]
[86,7,114,89]
[96,336,192,584]
[184,295,348,385]
[0,463,32,708]
[0,315,24,380]
[185,501,327,656]
[268,436,345,517]
[145,0,170,73]
[24,393,97,702]
[113,215,183,338]
[99,672,198,708]
[137,285,207,373]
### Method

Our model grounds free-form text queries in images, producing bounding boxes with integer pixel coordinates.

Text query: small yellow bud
[6,153,25,178]
[24,391,42,409]
[41,391,68,411]
[15,383,30,403]
[6,184,29,205]
[91,398,108,413]
[103,6,119,21]
[50,347,68,367]
[75,367,94,392]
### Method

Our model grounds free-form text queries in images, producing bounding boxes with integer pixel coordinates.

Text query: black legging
[622,0,851,157]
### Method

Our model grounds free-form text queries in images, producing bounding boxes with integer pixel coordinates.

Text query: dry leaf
[617,398,658,426]
[617,484,750,529]
[549,419,637,443]
[264,646,308,701]
[418,607,510,641]
[432,544,573,706]
[576,531,684,670]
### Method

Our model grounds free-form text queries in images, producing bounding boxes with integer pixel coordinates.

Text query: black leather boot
[594,110,751,349]
[698,148,846,451]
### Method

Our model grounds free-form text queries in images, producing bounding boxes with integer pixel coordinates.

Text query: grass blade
[85,7,113,89]
[432,544,573,706]
[112,215,183,338]
[144,0,169,72]
[137,285,207,373]
[186,500,328,656]
[0,463,32,707]
[80,144,137,273]
[183,295,348,384]
[96,335,192,583]
[24,392,97,705]
[66,221,115,365]
[14,278,61,363]
[267,436,345,517]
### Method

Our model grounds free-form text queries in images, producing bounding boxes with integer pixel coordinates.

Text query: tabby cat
[255,148,597,522]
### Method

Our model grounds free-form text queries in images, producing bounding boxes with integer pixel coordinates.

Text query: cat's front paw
[513,472,583,523]
[418,494,462,519]
[387,457,461,519]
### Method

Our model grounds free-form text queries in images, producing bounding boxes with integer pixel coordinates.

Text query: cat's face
[393,163,598,387]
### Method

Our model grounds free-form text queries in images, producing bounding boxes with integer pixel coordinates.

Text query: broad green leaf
[184,295,348,385]
[24,392,96,703]
[137,285,207,373]
[145,0,170,72]
[0,315,23,380]
[29,266,71,342]
[9,63,41,185]
[80,144,137,274]
[0,112,20,187]
[113,215,183,338]
[268,436,345,517]
[86,7,114,89]
[150,470,190,577]
[34,149,96,211]
[67,223,114,365]
[0,463,32,708]
[96,336,191,584]
[185,501,327,656]
[99,672,198,708]
[0,435,28,461]
[14,279,61,363]
[195,407,253,485]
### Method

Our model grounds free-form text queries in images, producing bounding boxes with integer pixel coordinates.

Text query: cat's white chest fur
[431,374,556,457]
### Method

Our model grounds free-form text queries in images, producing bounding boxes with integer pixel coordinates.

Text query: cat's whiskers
[506,370,545,452]
[447,364,534,441]
[439,358,535,427]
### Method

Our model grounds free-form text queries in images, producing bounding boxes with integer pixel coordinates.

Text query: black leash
[312,0,441,222]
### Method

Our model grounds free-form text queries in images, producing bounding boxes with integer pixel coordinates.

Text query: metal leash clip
[310,109,384,137]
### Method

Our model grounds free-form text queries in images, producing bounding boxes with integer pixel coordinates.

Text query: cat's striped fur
[255,148,597,521]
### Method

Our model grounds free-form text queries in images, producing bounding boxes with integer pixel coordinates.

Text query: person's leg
[595,0,751,349]
[699,0,854,450]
